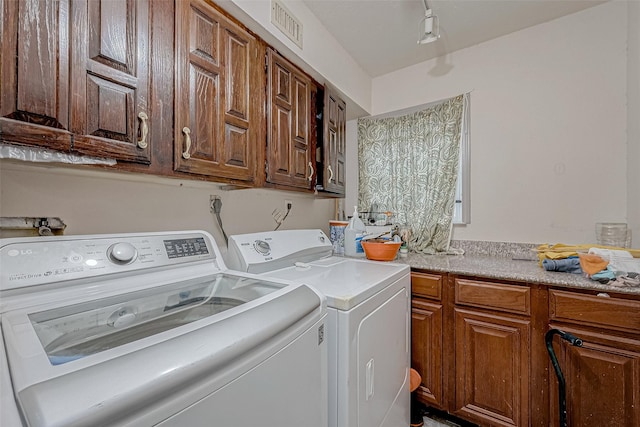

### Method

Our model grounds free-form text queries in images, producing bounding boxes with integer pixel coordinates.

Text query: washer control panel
[108,242,138,264]
[0,232,217,291]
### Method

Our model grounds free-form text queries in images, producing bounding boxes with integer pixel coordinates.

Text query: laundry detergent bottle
[344,206,366,257]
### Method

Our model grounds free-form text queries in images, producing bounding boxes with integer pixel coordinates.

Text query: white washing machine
[0,231,328,427]
[226,229,411,427]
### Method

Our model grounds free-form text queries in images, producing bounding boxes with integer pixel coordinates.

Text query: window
[358,93,469,253]
[453,93,470,224]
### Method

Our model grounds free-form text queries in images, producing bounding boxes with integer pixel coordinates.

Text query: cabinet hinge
[265,54,268,73]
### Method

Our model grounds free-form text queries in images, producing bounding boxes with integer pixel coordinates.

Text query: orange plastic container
[361,239,401,261]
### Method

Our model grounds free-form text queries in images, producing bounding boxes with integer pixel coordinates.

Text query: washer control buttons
[108,242,138,264]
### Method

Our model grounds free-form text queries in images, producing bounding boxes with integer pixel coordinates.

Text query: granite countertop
[393,253,640,296]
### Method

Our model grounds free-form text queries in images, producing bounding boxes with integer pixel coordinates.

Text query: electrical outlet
[284,199,293,210]
[210,195,220,213]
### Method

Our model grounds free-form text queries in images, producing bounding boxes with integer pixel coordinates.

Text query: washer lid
[262,257,409,310]
[2,276,323,427]
[25,273,284,365]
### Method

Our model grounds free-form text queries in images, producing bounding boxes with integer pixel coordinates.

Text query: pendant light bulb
[417,4,440,44]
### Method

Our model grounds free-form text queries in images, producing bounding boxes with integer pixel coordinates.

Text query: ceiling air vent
[271,0,303,49]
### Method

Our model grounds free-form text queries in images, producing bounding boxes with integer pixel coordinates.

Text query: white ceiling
[302,0,607,78]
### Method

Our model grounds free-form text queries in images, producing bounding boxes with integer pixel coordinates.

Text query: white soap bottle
[344,206,366,257]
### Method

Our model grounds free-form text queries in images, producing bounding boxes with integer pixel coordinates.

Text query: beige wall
[0,162,335,252]
[349,1,631,245]
[628,0,640,248]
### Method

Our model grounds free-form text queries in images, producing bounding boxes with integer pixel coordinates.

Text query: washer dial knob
[108,242,138,264]
[254,240,271,255]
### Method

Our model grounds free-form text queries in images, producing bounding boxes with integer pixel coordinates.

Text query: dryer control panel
[0,231,217,291]
[226,229,332,274]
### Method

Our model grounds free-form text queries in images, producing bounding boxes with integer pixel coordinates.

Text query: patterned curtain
[357,95,464,254]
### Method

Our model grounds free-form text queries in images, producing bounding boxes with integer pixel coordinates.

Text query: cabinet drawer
[549,289,640,333]
[411,272,443,300]
[455,278,530,315]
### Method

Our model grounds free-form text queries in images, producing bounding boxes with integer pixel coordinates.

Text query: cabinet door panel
[293,77,310,181]
[412,299,444,409]
[293,145,308,180]
[191,64,219,162]
[224,124,248,168]
[294,78,309,141]
[221,29,251,171]
[0,0,72,150]
[335,99,346,188]
[17,1,68,124]
[549,326,640,427]
[89,0,130,71]
[274,66,291,103]
[454,308,530,426]
[86,75,134,140]
[273,105,292,174]
[70,0,150,163]
[225,34,249,121]
[322,85,346,195]
[175,0,259,182]
[266,49,313,189]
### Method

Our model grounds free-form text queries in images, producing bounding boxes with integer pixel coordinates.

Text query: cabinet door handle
[307,162,314,182]
[596,292,610,298]
[182,127,191,160]
[137,112,149,149]
[327,165,334,183]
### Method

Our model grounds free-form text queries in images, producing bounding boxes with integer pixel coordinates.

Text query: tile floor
[422,415,463,427]
[422,416,453,427]
[417,407,478,427]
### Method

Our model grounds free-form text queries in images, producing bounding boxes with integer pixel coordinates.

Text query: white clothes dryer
[226,229,411,427]
[0,231,328,427]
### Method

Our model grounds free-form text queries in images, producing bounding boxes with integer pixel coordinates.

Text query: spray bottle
[344,206,366,257]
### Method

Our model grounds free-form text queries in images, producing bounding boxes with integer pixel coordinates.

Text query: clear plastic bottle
[344,206,366,257]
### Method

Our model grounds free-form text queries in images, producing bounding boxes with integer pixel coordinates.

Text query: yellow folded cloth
[536,243,640,266]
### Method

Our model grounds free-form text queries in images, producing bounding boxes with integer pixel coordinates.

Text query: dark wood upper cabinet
[1,0,152,164]
[69,0,151,164]
[321,84,346,195]
[174,0,264,184]
[0,0,340,191]
[0,0,72,151]
[266,48,315,190]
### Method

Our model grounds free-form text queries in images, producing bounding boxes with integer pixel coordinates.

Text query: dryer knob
[108,242,138,264]
[254,240,271,255]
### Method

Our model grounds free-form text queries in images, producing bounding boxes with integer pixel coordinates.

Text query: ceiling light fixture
[417,0,440,45]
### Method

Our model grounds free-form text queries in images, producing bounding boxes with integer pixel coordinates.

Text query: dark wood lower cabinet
[412,298,444,409]
[411,271,640,427]
[453,308,530,427]
[548,327,640,427]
